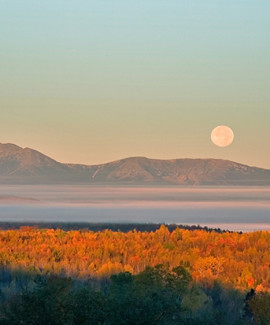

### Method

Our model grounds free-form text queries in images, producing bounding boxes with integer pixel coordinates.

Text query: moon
[211,125,234,147]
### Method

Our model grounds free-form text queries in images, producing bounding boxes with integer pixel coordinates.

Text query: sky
[1,0,269,168]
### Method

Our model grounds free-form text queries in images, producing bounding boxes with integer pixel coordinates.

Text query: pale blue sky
[1,1,269,167]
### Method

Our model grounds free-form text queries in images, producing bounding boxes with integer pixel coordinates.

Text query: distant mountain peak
[0,143,269,185]
[0,143,22,152]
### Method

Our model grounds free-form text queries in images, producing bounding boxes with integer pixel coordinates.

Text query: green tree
[1,275,73,325]
[249,292,270,325]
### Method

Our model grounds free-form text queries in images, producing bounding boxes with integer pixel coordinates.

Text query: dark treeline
[0,222,231,233]
[0,264,268,325]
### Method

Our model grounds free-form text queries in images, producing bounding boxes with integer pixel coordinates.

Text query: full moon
[211,125,234,147]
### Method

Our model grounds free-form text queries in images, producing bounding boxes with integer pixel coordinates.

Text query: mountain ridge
[0,143,270,185]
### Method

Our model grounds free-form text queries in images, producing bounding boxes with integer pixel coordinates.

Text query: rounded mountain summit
[0,143,270,185]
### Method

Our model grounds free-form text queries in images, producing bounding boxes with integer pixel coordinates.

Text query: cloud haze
[0,185,269,231]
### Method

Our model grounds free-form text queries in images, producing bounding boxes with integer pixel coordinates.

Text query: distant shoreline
[1,221,269,233]
[0,222,233,233]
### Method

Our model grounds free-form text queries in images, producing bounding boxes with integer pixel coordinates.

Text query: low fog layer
[0,186,269,231]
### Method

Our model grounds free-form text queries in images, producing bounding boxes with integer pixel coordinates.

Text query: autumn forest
[0,224,269,324]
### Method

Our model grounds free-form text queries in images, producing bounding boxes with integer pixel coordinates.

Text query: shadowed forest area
[0,264,269,324]
[0,225,269,324]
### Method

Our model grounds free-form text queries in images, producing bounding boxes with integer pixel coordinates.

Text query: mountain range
[0,143,270,185]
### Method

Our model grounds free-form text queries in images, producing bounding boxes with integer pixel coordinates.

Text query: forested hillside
[0,226,269,290]
[0,264,266,325]
[0,226,270,324]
